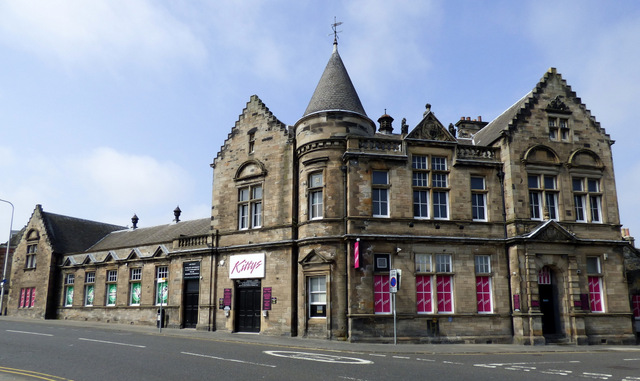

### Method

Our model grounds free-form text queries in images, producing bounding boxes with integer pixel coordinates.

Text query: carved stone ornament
[546,95,571,113]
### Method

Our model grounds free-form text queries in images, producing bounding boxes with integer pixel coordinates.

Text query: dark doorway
[183,279,199,328]
[538,266,559,335]
[235,279,261,333]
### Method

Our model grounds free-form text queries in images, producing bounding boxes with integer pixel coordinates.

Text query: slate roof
[303,42,367,117]
[472,90,533,146]
[88,218,210,251]
[41,211,126,254]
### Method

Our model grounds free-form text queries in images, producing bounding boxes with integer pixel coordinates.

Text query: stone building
[6,39,640,344]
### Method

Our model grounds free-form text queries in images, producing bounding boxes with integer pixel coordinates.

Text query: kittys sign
[229,253,265,279]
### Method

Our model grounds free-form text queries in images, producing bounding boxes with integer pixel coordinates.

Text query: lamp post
[0,199,14,316]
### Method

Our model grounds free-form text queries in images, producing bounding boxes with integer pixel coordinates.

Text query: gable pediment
[62,257,77,267]
[523,220,576,242]
[103,251,120,263]
[126,248,143,260]
[406,112,456,142]
[299,249,335,266]
[82,254,96,265]
[152,245,169,258]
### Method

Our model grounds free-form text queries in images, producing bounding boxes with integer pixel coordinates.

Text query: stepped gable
[87,218,210,251]
[473,68,608,146]
[303,42,367,117]
[39,207,126,254]
[212,95,287,166]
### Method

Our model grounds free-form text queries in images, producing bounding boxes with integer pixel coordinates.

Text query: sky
[1,0,640,244]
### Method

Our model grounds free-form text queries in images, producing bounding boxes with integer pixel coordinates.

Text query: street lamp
[0,199,14,316]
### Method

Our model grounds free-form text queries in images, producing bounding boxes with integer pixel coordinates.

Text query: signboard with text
[183,261,200,279]
[229,253,265,279]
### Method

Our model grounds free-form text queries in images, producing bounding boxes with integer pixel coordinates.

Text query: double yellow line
[0,366,71,381]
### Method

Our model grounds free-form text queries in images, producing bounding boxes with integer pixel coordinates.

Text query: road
[0,318,639,380]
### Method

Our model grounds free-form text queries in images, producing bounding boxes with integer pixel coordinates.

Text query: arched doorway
[538,266,560,336]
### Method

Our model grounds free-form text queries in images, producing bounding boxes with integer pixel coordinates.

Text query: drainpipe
[497,166,515,339]
[209,230,218,331]
[341,163,349,340]
[291,133,299,337]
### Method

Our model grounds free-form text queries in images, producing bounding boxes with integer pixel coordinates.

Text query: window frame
[415,253,454,314]
[548,116,570,142]
[248,132,256,154]
[586,256,605,313]
[470,176,487,222]
[105,270,117,306]
[129,268,142,306]
[64,274,75,307]
[573,177,603,223]
[25,244,37,269]
[308,172,324,220]
[372,171,390,217]
[528,174,559,221]
[308,275,327,318]
[84,271,95,307]
[412,155,450,220]
[474,255,493,313]
[155,266,169,306]
[374,253,391,314]
[19,287,36,308]
[632,295,640,318]
[238,184,263,230]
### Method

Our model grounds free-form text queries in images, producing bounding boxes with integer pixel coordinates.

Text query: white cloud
[75,147,192,209]
[0,0,206,70]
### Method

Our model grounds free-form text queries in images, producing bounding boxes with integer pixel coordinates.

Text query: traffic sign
[390,269,398,293]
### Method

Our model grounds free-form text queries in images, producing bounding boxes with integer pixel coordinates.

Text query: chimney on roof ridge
[455,115,489,139]
[131,214,139,230]
[174,206,181,223]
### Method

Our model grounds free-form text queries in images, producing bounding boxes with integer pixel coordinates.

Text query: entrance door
[183,279,199,328]
[538,267,559,335]
[236,279,261,333]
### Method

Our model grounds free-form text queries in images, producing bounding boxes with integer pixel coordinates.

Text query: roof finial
[331,17,343,46]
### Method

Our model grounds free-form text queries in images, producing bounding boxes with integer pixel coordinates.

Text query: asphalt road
[0,318,639,380]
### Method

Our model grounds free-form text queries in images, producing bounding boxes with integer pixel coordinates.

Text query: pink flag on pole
[354,239,360,268]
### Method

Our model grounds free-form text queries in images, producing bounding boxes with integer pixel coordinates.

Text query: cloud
[0,0,206,70]
[75,147,192,209]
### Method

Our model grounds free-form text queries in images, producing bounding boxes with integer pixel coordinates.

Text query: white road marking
[369,354,386,357]
[542,369,572,376]
[442,361,463,365]
[264,351,373,364]
[416,358,435,362]
[182,351,276,368]
[392,356,410,359]
[622,377,640,381]
[580,372,611,380]
[78,337,146,348]
[623,358,640,361]
[6,329,53,337]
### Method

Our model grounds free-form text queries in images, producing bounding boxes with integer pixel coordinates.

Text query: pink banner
[354,240,360,268]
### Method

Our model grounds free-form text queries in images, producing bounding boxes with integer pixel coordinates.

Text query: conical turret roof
[303,42,367,117]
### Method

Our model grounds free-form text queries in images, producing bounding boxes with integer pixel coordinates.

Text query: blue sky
[1,0,640,243]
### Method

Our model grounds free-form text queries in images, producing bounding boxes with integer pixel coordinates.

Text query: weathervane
[331,17,343,44]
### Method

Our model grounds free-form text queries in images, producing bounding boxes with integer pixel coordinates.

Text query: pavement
[3,316,640,356]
